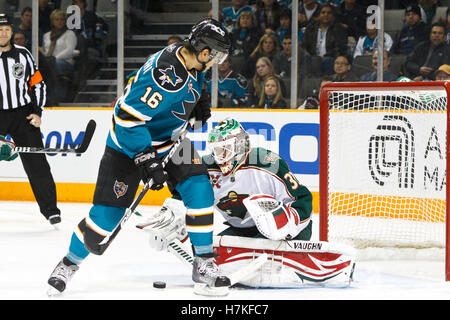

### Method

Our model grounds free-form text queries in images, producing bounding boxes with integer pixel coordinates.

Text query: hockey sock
[175,175,215,256]
[67,204,126,263]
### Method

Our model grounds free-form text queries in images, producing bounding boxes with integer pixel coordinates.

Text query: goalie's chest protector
[207,150,295,228]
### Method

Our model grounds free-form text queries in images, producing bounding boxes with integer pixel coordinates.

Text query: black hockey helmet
[0,13,12,27]
[188,18,231,64]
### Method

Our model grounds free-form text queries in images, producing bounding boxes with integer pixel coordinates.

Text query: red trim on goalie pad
[214,246,352,280]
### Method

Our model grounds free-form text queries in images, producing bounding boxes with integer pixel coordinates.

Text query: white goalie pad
[243,194,304,240]
[213,235,356,288]
[136,198,188,251]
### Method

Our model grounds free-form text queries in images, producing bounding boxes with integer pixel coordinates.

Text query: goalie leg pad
[214,237,355,288]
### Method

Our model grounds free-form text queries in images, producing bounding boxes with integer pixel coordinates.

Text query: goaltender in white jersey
[137,118,355,288]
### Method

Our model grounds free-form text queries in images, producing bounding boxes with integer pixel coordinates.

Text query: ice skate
[192,255,230,296]
[48,214,61,230]
[47,258,79,296]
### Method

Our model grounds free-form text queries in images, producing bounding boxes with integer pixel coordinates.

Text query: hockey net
[319,81,450,279]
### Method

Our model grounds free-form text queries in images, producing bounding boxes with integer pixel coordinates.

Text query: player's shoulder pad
[250,147,288,173]
[152,43,189,92]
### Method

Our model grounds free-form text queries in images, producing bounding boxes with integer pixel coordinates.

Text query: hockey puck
[153,281,166,289]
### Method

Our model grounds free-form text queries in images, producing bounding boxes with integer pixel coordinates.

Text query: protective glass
[209,137,236,164]
[209,49,228,65]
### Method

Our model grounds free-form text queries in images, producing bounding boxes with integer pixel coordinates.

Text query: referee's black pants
[0,105,60,219]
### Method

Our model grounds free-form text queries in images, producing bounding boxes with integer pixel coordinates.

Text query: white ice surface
[1,201,450,300]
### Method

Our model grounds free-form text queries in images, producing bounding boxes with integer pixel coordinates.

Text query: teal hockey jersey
[107,42,205,158]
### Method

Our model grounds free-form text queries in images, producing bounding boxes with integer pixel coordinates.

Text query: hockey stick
[86,118,196,255]
[168,239,268,286]
[13,120,97,154]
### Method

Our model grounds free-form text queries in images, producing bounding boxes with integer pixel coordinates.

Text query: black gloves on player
[134,148,168,190]
[191,92,211,128]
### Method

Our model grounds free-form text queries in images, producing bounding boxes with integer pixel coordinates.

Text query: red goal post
[319,81,450,280]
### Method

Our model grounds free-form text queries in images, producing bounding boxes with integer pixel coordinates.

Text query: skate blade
[194,283,229,297]
[47,286,62,297]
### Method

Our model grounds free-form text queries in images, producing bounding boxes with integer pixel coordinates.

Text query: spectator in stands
[316,0,344,7]
[71,0,109,99]
[13,7,33,50]
[331,54,359,81]
[275,8,303,46]
[434,64,450,80]
[298,75,333,109]
[255,0,283,34]
[39,0,53,34]
[222,0,255,32]
[205,56,249,107]
[243,33,280,78]
[248,57,287,107]
[404,22,450,81]
[419,0,439,25]
[353,24,393,58]
[208,9,224,23]
[298,0,321,29]
[392,5,430,56]
[13,31,28,48]
[230,11,264,62]
[300,4,348,75]
[42,9,78,102]
[442,7,449,44]
[335,0,367,41]
[360,49,398,81]
[256,75,288,109]
[72,0,109,60]
[272,33,311,79]
[42,10,77,76]
[167,35,183,45]
[277,0,292,9]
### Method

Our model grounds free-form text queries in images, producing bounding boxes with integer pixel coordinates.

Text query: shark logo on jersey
[158,66,183,87]
[172,88,200,121]
[113,180,128,198]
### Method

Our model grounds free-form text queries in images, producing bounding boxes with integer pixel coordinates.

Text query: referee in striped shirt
[0,13,61,226]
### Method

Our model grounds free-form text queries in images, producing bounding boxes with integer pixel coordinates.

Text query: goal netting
[319,82,449,272]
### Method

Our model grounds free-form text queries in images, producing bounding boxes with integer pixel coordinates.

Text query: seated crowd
[9,0,450,108]
[207,0,449,109]
[12,0,109,105]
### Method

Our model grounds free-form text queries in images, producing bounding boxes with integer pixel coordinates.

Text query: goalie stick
[13,120,97,154]
[168,238,268,286]
[86,118,196,255]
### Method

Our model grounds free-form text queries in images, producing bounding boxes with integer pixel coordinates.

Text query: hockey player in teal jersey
[47,18,233,296]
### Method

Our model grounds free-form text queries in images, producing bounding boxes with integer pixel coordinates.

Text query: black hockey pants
[0,105,60,219]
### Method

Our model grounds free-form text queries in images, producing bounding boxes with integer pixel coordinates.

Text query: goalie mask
[208,118,250,175]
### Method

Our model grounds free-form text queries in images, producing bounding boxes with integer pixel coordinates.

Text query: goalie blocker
[213,235,356,288]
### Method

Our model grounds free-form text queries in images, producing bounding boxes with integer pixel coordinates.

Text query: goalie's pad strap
[213,235,356,256]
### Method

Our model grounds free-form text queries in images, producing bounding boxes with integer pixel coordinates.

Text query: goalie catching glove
[0,136,18,161]
[134,148,168,190]
[243,194,304,240]
[136,198,188,251]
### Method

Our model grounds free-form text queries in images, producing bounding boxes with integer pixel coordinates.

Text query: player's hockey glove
[191,91,211,128]
[0,135,18,161]
[134,148,168,190]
